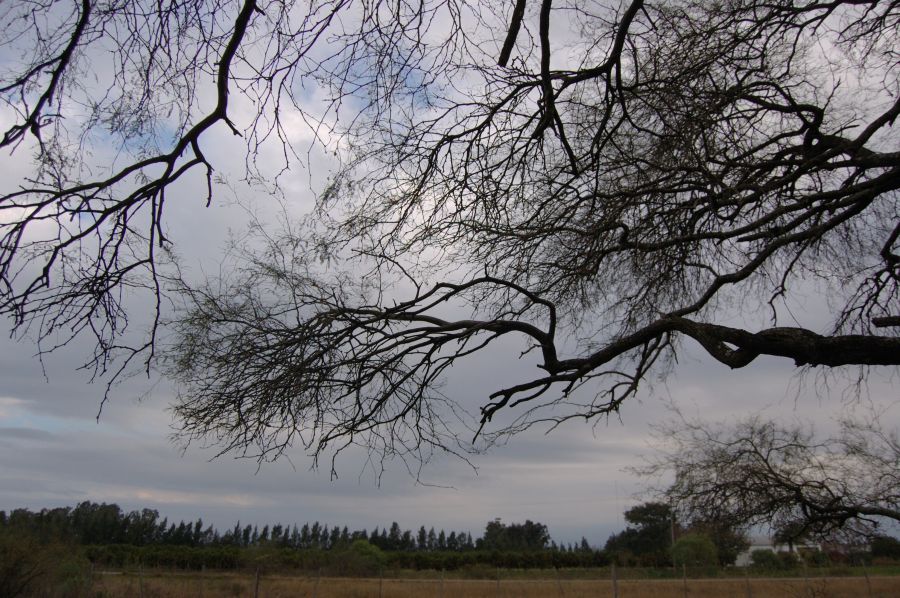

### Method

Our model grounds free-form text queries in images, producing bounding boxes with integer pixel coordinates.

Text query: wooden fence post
[682,563,688,598]
[611,563,618,598]
[802,559,811,597]
[254,566,260,598]
[861,559,873,598]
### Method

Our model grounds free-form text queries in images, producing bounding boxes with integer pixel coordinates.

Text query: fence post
[138,563,145,598]
[802,560,812,598]
[254,566,260,598]
[611,562,618,598]
[682,563,688,598]
[861,558,873,598]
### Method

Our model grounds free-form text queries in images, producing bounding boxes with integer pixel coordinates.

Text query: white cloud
[0,397,27,420]
[103,487,270,509]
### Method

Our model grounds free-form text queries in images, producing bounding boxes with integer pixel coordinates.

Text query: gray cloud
[0,427,58,442]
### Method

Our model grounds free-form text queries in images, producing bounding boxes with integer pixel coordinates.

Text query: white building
[734,536,821,566]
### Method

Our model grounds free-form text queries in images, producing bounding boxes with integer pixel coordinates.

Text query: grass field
[90,569,900,597]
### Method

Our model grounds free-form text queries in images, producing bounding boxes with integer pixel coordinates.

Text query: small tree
[687,520,748,566]
[605,502,674,566]
[338,540,387,576]
[671,533,718,568]
[642,410,900,541]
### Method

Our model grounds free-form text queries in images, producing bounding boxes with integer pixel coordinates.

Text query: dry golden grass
[90,570,900,598]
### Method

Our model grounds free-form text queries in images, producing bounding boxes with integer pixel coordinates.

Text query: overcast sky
[1,2,898,548]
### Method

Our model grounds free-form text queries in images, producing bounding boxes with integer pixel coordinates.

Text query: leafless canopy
[640,412,900,540]
[1,0,898,462]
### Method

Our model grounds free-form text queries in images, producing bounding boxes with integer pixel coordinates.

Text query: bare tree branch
[498,0,527,67]
[1,0,898,465]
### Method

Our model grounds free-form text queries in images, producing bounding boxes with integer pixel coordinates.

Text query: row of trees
[5,499,898,576]
[79,540,607,573]
[0,504,577,554]
[1,505,609,577]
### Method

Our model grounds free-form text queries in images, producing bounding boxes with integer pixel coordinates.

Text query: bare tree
[639,410,900,540]
[1,0,899,461]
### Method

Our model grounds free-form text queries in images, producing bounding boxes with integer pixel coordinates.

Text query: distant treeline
[0,502,572,551]
[4,502,899,575]
[0,503,606,571]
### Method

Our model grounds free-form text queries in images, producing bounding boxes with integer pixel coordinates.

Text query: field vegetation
[82,566,900,598]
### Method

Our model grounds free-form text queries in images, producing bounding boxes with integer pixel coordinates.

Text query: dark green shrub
[777,551,799,569]
[750,549,780,569]
[0,528,91,598]
[0,529,43,598]
[871,536,900,560]
[802,549,829,566]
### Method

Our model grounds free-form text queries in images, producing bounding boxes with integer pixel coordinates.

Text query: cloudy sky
[1,0,898,548]
[3,299,896,545]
